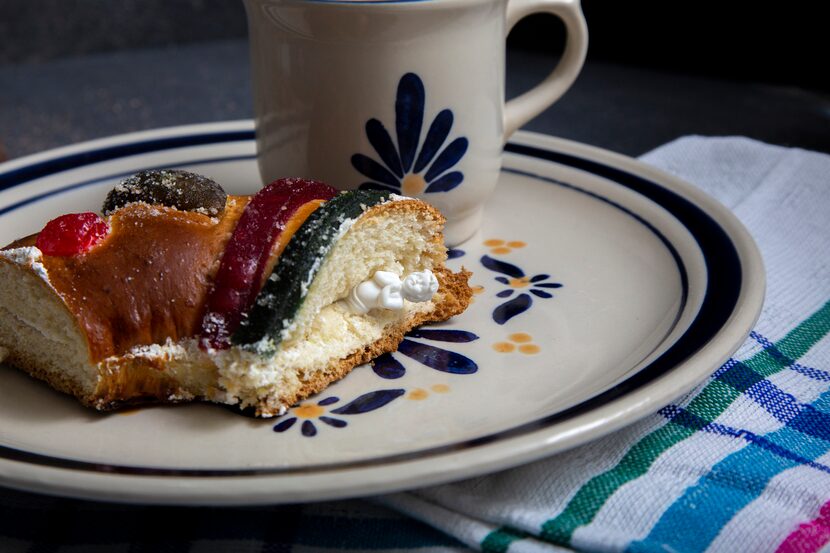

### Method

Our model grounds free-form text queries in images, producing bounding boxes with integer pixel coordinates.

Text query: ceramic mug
[243,0,588,246]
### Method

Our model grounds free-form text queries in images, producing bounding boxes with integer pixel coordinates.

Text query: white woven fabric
[376,136,830,553]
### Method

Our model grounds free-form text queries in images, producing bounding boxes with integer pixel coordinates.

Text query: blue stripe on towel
[659,405,830,475]
[629,384,830,553]
[715,360,805,423]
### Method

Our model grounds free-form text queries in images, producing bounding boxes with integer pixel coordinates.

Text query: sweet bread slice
[0,172,471,417]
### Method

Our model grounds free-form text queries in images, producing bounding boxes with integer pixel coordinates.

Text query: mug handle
[504,0,589,138]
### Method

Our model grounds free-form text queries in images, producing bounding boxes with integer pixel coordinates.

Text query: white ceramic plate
[0,122,764,505]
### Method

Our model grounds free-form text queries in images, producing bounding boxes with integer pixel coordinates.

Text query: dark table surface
[1,40,828,162]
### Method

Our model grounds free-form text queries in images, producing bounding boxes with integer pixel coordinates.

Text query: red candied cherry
[36,212,110,256]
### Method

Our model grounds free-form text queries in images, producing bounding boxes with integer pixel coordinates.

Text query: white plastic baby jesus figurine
[402,270,440,303]
[343,269,439,314]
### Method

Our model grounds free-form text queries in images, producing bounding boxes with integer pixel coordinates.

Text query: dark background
[2,0,826,91]
[513,1,827,92]
[0,0,828,158]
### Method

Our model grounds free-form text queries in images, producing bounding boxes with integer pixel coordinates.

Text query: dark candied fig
[102,169,227,216]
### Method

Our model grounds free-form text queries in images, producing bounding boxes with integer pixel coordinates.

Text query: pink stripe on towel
[777,502,830,553]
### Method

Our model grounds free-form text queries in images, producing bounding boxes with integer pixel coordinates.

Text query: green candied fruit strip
[232,189,392,354]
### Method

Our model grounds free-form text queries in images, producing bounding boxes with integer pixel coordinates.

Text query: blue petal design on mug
[301,420,317,437]
[531,274,550,282]
[406,329,479,343]
[425,171,464,193]
[331,389,406,415]
[414,109,453,173]
[319,416,347,428]
[397,339,478,374]
[497,290,514,298]
[447,248,465,260]
[493,293,533,325]
[536,282,564,289]
[396,73,425,172]
[354,73,469,196]
[366,119,403,178]
[372,353,407,379]
[531,289,553,299]
[318,396,340,406]
[351,154,400,188]
[481,255,526,278]
[424,137,469,183]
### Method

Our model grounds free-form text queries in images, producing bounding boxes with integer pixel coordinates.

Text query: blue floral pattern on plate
[273,390,405,438]
[372,329,479,379]
[481,255,563,324]
[353,72,469,197]
[269,247,563,438]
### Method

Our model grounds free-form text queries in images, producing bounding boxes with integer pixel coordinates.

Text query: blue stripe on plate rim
[0,129,740,476]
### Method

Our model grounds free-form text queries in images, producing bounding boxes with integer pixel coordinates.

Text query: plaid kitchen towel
[0,136,828,553]
[377,136,830,552]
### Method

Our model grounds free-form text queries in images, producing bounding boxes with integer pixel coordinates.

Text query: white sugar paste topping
[0,247,52,285]
[387,193,412,202]
[126,338,188,360]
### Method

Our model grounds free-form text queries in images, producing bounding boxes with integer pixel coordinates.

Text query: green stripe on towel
[481,300,830,550]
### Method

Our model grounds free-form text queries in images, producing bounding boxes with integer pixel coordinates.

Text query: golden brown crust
[6,348,189,411]
[0,196,473,417]
[92,354,195,410]
[2,196,334,365]
[34,198,248,361]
